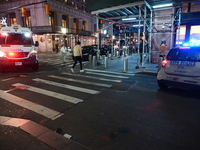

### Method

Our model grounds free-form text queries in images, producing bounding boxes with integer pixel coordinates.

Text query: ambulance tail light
[162,60,167,67]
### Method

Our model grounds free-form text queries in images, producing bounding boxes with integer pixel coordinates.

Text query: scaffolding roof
[88,0,198,24]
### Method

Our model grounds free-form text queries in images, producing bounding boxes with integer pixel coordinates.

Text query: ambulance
[0,24,39,72]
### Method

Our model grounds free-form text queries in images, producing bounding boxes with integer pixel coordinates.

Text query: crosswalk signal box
[45,4,51,15]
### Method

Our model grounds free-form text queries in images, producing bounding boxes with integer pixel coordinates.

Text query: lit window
[181,3,188,13]
[191,2,200,12]
[190,25,200,42]
[176,25,186,45]
[10,18,17,25]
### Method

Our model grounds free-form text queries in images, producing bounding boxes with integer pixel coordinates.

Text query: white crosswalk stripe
[1,68,131,121]
[61,72,122,82]
[85,71,129,78]
[84,69,135,76]
[48,75,112,87]
[0,90,63,120]
[33,78,100,94]
[12,83,83,104]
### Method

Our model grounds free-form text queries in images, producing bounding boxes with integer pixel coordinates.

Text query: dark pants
[72,56,83,70]
[140,53,143,63]
[55,45,58,53]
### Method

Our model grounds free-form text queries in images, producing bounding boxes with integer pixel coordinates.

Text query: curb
[0,116,90,150]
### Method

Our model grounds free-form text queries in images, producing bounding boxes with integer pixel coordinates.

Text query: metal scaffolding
[91,1,181,64]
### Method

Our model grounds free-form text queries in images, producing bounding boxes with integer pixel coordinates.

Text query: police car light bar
[183,42,200,47]
[179,47,191,49]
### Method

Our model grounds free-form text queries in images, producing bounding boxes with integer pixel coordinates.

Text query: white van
[0,24,39,72]
[157,45,200,90]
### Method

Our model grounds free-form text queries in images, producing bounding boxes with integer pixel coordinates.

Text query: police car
[157,43,200,90]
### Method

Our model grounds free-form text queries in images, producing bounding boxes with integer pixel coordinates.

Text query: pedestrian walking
[55,40,59,53]
[60,44,68,63]
[71,41,84,73]
[139,38,144,64]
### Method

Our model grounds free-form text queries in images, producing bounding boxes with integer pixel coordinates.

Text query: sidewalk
[84,53,158,75]
[0,116,90,150]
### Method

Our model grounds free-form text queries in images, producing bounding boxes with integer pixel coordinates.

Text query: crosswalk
[39,57,87,67]
[1,69,134,121]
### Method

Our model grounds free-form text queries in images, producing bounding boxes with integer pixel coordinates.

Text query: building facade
[0,0,97,52]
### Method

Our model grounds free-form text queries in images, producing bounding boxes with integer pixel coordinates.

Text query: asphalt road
[1,53,200,150]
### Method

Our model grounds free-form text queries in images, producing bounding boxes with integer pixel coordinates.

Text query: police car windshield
[0,33,33,45]
[167,48,200,61]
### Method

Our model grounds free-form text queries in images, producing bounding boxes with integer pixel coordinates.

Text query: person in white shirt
[71,41,84,73]
[60,44,68,63]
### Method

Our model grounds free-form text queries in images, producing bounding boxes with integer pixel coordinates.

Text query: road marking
[85,72,129,78]
[12,83,83,104]
[33,78,100,94]
[48,75,112,87]
[61,72,121,82]
[2,77,15,81]
[0,90,63,120]
[84,69,135,76]
[67,61,88,67]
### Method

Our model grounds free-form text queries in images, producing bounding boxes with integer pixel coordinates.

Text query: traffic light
[45,4,51,15]
[21,7,27,17]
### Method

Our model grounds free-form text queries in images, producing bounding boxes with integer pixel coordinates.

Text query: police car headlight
[0,51,6,57]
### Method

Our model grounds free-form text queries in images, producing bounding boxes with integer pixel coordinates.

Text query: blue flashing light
[190,43,194,46]
[195,43,200,46]
[183,43,189,46]
[182,42,200,47]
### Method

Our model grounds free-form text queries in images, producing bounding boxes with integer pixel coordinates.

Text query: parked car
[157,45,200,90]
[81,45,96,61]
[100,45,112,56]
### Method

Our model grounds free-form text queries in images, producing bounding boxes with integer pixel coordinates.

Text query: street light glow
[152,3,173,8]
[122,18,136,21]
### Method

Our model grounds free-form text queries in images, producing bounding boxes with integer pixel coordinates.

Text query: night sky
[86,0,140,11]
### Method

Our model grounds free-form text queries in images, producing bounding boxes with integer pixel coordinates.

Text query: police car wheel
[157,80,168,89]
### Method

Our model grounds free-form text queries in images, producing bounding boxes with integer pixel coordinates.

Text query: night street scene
[1,0,200,150]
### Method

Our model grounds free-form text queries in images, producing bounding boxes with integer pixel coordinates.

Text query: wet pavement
[0,53,158,150]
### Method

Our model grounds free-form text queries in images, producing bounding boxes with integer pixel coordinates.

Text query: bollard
[105,57,108,68]
[89,54,92,65]
[102,55,105,64]
[122,58,128,72]
[117,50,119,58]
[135,54,140,69]
[92,56,96,66]
[107,51,109,58]
[115,49,117,57]
[96,50,100,62]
